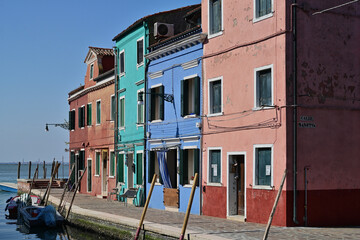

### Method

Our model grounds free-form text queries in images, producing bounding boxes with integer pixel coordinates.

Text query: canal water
[0,163,109,240]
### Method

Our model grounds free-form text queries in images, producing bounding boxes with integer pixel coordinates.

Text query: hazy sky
[0,0,200,163]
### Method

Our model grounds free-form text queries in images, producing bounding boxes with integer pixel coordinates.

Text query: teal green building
[112,5,199,206]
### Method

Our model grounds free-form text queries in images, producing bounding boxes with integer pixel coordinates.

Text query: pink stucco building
[201,0,360,226]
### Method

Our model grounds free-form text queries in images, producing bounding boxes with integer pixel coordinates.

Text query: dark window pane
[210,0,222,34]
[256,148,271,186]
[211,80,221,113]
[120,52,125,74]
[137,40,143,65]
[210,150,221,183]
[258,69,271,106]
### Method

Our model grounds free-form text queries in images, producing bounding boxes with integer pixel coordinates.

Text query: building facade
[112,4,200,206]
[68,47,116,198]
[145,22,204,213]
[201,0,360,226]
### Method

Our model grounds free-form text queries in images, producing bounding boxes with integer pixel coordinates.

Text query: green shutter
[136,153,143,185]
[120,98,125,127]
[148,151,155,183]
[194,77,200,115]
[110,152,115,177]
[96,153,100,175]
[150,88,156,121]
[194,149,200,186]
[70,152,75,183]
[181,80,185,117]
[180,149,188,185]
[118,153,124,182]
[78,107,81,128]
[87,104,92,126]
[159,86,164,120]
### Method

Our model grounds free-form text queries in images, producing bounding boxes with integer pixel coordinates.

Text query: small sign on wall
[212,164,217,176]
[299,115,316,128]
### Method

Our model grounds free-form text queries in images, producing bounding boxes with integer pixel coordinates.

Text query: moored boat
[19,205,64,228]
[5,194,40,219]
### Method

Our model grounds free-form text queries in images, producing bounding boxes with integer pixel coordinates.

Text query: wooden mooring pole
[65,167,87,220]
[43,161,46,179]
[17,162,21,179]
[262,169,287,240]
[42,162,60,206]
[58,164,75,212]
[134,174,157,240]
[28,166,39,195]
[179,173,198,240]
[28,161,32,179]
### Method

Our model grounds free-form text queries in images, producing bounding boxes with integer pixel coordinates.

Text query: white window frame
[137,88,145,126]
[150,83,164,123]
[136,37,144,68]
[70,108,75,131]
[109,151,115,178]
[119,49,125,77]
[254,64,274,110]
[253,0,274,23]
[95,151,100,177]
[110,94,115,122]
[207,147,222,186]
[90,63,94,80]
[96,99,101,125]
[252,144,274,190]
[208,76,223,117]
[208,0,224,39]
[87,158,92,192]
[119,96,125,129]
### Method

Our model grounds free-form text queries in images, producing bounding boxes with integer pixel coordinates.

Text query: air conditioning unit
[154,22,174,38]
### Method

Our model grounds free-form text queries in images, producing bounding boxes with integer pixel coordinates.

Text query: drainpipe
[143,21,149,199]
[113,46,119,185]
[292,0,299,225]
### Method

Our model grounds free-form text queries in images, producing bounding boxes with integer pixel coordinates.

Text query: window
[209,0,223,36]
[87,159,92,192]
[109,151,115,177]
[209,78,222,115]
[148,151,161,183]
[69,109,75,130]
[137,91,144,124]
[136,152,143,185]
[90,64,94,80]
[137,38,144,66]
[119,50,125,76]
[87,103,92,126]
[96,100,101,124]
[208,148,221,183]
[78,106,85,128]
[254,0,273,21]
[254,146,272,187]
[181,76,200,117]
[78,150,85,171]
[119,97,125,128]
[255,65,273,108]
[95,152,100,176]
[117,153,124,183]
[110,95,115,121]
[180,149,200,186]
[150,85,164,121]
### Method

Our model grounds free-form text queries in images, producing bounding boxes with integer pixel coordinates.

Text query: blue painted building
[145,20,205,214]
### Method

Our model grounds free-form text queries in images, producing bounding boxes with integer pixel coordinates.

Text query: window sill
[155,182,162,186]
[252,106,275,111]
[136,123,144,128]
[87,125,92,128]
[96,124,101,126]
[252,185,273,190]
[150,120,163,123]
[137,62,144,69]
[120,73,125,77]
[184,114,198,119]
[207,182,222,187]
[95,174,100,177]
[207,112,223,117]
[208,31,223,40]
[108,176,115,179]
[253,12,274,23]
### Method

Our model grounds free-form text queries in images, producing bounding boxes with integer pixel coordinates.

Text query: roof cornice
[145,32,206,61]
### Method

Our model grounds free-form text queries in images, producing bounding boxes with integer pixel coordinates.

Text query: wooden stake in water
[28,161,32,179]
[58,164,75,212]
[29,166,39,195]
[17,162,21,179]
[179,173,198,240]
[134,174,157,240]
[66,166,87,220]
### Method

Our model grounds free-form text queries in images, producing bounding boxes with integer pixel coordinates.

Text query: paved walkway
[34,188,360,240]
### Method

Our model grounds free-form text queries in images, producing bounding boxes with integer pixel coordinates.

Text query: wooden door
[237,158,245,215]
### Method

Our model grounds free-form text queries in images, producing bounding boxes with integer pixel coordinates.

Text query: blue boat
[0,182,17,193]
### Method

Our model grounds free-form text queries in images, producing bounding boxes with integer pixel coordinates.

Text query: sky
[0,0,200,163]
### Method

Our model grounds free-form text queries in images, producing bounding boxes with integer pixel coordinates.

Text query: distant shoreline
[0,162,69,165]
